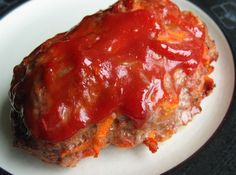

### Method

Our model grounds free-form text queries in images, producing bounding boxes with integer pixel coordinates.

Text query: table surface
[0,0,235,175]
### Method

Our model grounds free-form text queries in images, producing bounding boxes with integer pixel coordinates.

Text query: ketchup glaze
[11,0,206,142]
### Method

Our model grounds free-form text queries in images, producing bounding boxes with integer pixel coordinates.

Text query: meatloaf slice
[10,0,218,167]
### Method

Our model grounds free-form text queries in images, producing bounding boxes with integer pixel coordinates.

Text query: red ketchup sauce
[17,1,206,142]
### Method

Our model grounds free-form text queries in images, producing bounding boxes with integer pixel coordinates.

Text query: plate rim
[0,0,235,174]
[0,0,29,20]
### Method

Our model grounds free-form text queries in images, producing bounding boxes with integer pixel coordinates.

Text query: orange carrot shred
[60,114,115,158]
[143,131,158,153]
[93,114,115,157]
[61,141,92,158]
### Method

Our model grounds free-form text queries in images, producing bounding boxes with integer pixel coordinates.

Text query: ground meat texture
[9,0,218,167]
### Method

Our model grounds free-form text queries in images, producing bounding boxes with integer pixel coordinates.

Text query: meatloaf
[9,0,218,167]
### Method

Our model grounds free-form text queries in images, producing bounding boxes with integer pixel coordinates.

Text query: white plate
[0,0,234,174]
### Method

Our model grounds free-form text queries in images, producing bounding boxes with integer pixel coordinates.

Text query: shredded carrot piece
[93,114,115,157]
[158,30,188,43]
[203,43,209,58]
[60,114,115,159]
[113,139,135,148]
[159,100,178,119]
[202,43,212,66]
[61,140,92,158]
[81,149,96,159]
[143,131,158,153]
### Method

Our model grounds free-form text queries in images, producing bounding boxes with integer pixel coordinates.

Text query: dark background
[0,0,235,175]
